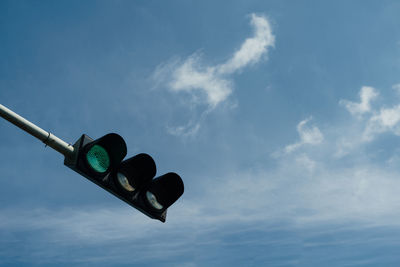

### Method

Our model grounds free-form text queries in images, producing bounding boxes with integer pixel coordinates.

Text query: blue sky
[1,0,400,266]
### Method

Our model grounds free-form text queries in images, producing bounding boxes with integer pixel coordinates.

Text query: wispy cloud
[168,54,233,108]
[284,117,324,153]
[205,162,400,227]
[339,85,400,143]
[153,13,275,136]
[363,105,400,141]
[0,206,201,264]
[216,14,275,75]
[339,86,378,117]
[166,118,202,137]
[265,84,400,226]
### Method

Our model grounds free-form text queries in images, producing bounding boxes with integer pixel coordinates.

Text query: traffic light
[64,133,184,222]
[0,104,184,222]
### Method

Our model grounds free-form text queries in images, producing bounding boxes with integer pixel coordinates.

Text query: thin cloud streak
[340,86,378,117]
[3,162,400,249]
[216,13,275,75]
[263,84,400,227]
[363,105,400,141]
[340,85,400,143]
[284,117,324,153]
[169,54,233,108]
[153,13,274,137]
[168,13,274,108]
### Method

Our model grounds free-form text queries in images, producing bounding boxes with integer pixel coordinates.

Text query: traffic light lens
[117,172,135,192]
[146,191,164,210]
[86,145,110,173]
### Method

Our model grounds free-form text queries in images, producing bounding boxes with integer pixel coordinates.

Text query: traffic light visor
[114,153,156,193]
[146,172,184,210]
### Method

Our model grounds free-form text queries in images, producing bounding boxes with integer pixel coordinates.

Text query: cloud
[284,117,324,153]
[259,84,400,227]
[340,86,378,117]
[166,119,201,137]
[363,105,400,141]
[263,85,400,226]
[169,54,233,108]
[0,206,199,264]
[338,85,400,143]
[2,169,400,266]
[216,13,275,75]
[10,162,398,238]
[153,13,275,136]
[167,13,274,108]
[205,163,400,227]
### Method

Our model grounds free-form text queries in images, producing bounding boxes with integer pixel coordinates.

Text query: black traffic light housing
[64,133,184,222]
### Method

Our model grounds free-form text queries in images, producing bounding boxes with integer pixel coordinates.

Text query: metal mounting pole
[0,104,74,157]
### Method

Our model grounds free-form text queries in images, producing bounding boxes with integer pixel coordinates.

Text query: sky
[1,0,400,266]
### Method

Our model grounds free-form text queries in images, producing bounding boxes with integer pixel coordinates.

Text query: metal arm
[0,104,74,157]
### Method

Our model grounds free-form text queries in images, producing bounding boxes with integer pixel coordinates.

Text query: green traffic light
[86,145,110,173]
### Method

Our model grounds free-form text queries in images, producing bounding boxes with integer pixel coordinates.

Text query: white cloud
[169,54,233,108]
[284,117,324,153]
[205,163,400,227]
[2,163,400,264]
[153,13,275,136]
[166,119,201,137]
[217,13,275,75]
[363,105,400,141]
[340,86,378,117]
[336,85,400,144]
[266,85,400,227]
[261,85,400,225]
[3,164,400,247]
[167,13,274,108]
[264,85,400,226]
[0,206,199,264]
